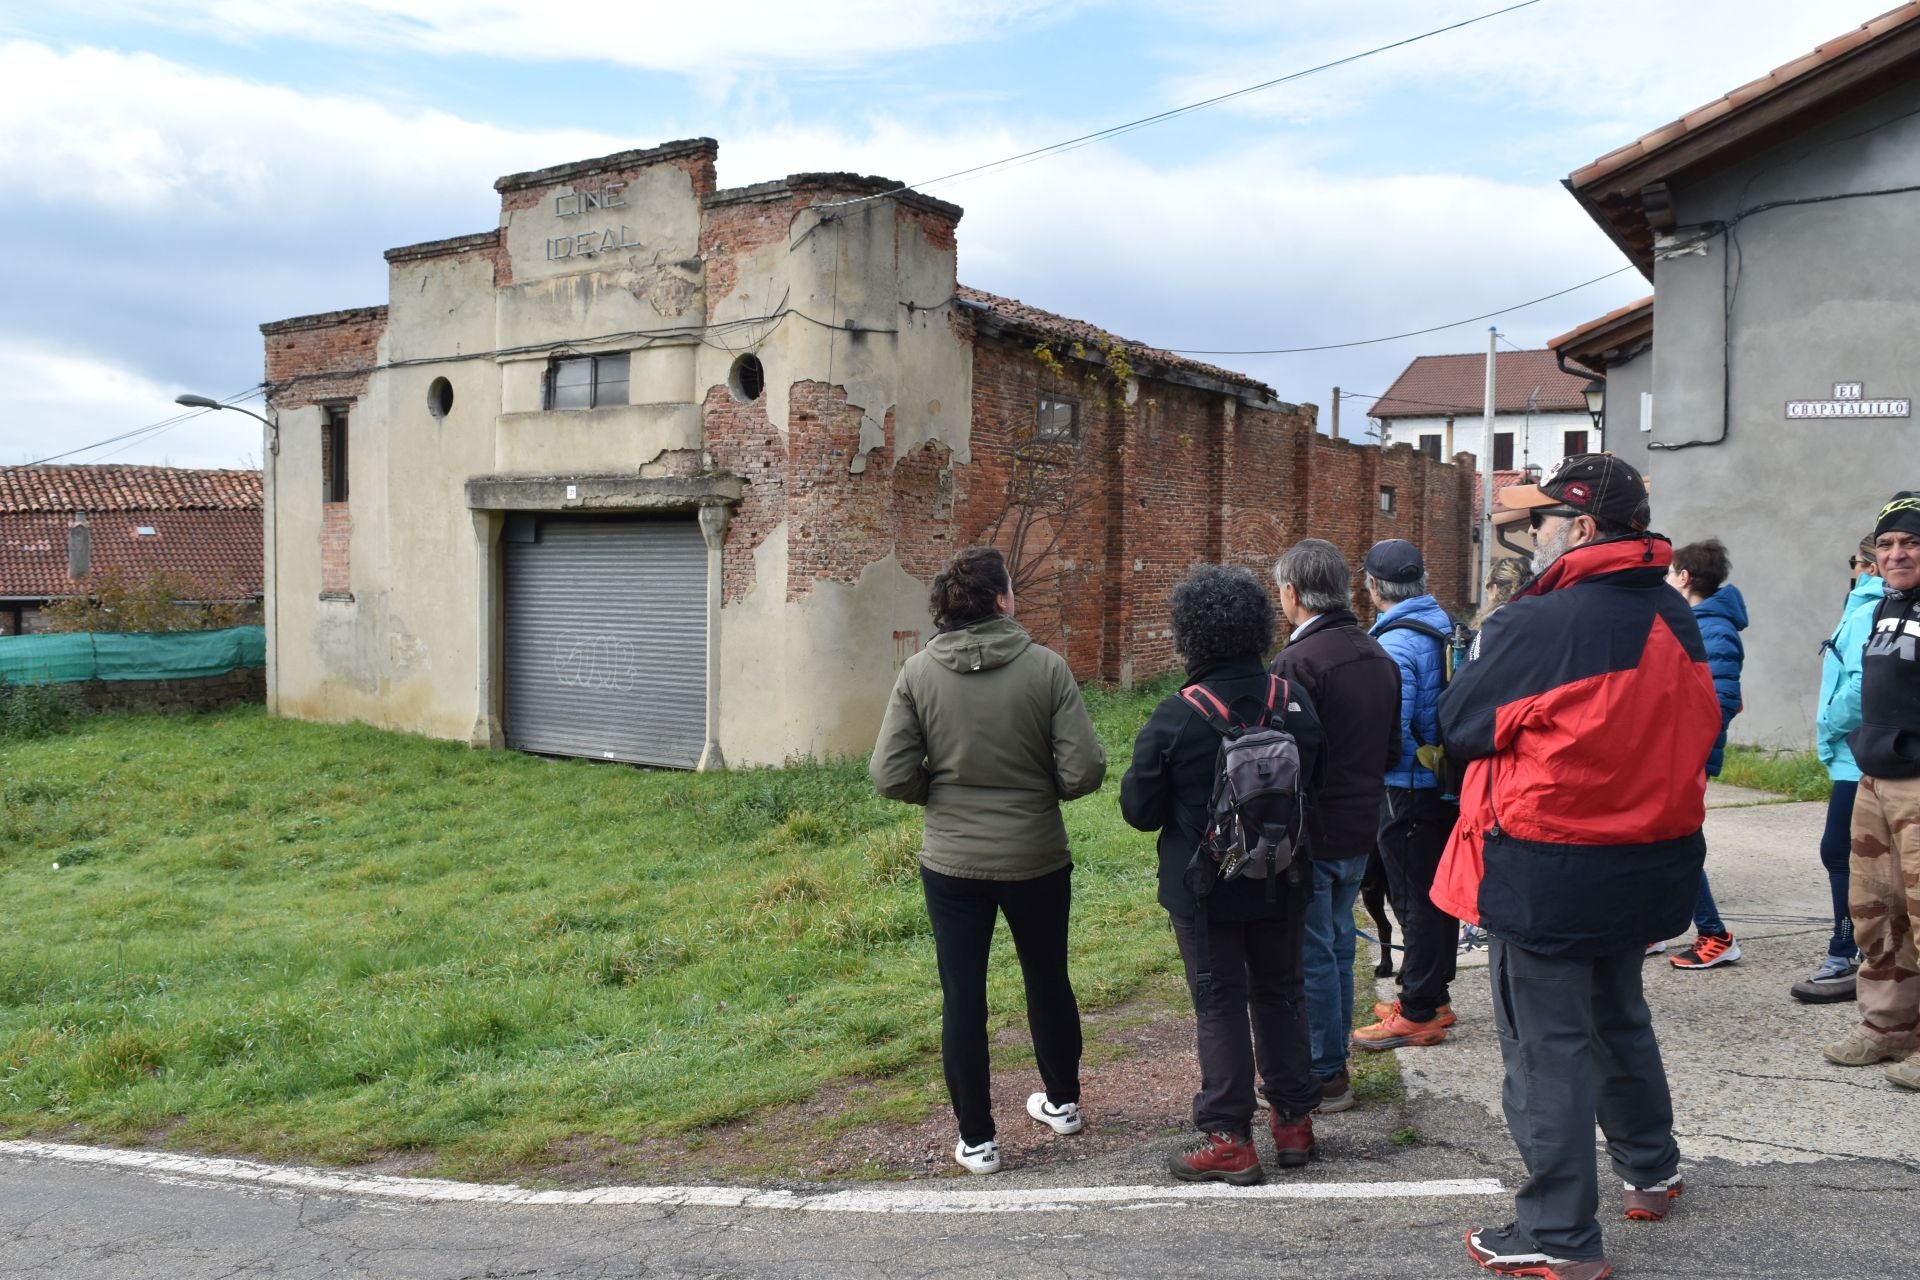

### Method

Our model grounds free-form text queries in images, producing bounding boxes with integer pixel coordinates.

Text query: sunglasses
[1850,554,1875,570]
[1528,506,1581,530]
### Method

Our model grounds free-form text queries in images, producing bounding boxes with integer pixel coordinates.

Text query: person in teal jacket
[1666,539,1747,970]
[1795,535,1886,1002]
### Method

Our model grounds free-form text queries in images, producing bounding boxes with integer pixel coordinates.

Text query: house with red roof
[1559,2,1920,745]
[1368,348,1599,476]
[0,465,262,636]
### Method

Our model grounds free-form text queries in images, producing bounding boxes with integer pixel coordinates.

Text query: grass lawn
[1,681,1402,1179]
[1718,746,1832,802]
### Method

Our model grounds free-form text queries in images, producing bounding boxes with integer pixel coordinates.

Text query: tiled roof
[1370,350,1590,419]
[0,465,261,514]
[1570,5,1920,190]
[1548,297,1655,354]
[0,509,263,601]
[957,285,1279,401]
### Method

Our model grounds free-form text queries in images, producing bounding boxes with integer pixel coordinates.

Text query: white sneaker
[1026,1092,1084,1135]
[1644,940,1667,956]
[954,1137,1002,1174]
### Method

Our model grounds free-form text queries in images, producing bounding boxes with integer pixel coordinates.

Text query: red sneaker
[1268,1110,1315,1168]
[1169,1131,1263,1185]
[1622,1174,1683,1221]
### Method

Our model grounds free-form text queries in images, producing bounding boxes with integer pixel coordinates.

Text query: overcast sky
[0,0,1882,468]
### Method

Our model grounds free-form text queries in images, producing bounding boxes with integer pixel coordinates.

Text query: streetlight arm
[175,394,278,452]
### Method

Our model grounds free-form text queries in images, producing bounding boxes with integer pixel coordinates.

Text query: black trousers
[920,863,1082,1146]
[1490,937,1681,1262]
[1378,786,1460,1019]
[1169,883,1319,1136]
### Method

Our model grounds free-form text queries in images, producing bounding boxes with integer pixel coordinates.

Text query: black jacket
[1121,658,1325,921]
[1850,588,1920,779]
[1270,610,1400,859]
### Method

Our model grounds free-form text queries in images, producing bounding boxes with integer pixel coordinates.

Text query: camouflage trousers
[1850,774,1920,1049]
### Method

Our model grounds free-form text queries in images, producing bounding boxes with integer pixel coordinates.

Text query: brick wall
[320,503,351,595]
[261,307,388,411]
[66,666,265,714]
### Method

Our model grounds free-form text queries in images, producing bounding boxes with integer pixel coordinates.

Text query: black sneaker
[1465,1223,1612,1279]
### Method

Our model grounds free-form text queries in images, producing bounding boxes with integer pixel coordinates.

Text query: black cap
[1499,453,1649,531]
[1363,538,1425,584]
[1874,492,1920,540]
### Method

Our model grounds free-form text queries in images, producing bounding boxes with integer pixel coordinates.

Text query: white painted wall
[1375,410,1595,473]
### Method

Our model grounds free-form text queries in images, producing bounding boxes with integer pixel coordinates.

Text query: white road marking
[1,1140,1505,1214]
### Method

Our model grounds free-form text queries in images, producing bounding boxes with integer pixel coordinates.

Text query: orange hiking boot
[1169,1131,1263,1185]
[1371,999,1456,1029]
[1353,1007,1449,1051]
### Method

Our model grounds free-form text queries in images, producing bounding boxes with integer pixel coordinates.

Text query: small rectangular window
[1418,434,1442,461]
[1379,485,1396,514]
[547,353,631,410]
[1563,429,1590,458]
[1492,432,1514,471]
[1035,396,1080,442]
[322,407,350,503]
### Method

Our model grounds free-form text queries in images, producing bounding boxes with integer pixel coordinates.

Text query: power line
[1164,266,1636,355]
[810,0,1550,211]
[8,386,263,469]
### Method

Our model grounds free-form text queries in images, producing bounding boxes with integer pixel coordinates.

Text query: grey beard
[1532,522,1575,576]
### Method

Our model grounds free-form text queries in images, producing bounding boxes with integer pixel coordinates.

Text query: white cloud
[71,0,1073,70]
[0,341,264,470]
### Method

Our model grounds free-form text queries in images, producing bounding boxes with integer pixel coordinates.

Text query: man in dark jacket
[1270,538,1400,1113]
[1828,491,1920,1090]
[1122,565,1326,1182]
[1432,455,1721,1280]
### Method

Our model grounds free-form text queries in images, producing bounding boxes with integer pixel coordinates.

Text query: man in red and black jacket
[1433,455,1722,1280]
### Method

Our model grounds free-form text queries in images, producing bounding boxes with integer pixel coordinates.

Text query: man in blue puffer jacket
[1666,538,1747,971]
[1352,539,1461,1049]
[1795,535,1885,1002]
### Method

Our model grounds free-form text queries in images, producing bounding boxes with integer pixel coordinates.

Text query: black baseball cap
[1363,538,1425,584]
[1499,453,1650,531]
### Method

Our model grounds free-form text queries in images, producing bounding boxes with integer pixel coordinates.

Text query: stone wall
[67,666,265,714]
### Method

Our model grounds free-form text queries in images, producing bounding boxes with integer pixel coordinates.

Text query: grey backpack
[1177,675,1304,897]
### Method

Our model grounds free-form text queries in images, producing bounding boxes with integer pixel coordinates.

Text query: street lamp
[176,394,278,454]
[1583,379,1606,433]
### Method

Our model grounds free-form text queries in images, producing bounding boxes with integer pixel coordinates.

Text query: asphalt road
[3,789,1913,1279]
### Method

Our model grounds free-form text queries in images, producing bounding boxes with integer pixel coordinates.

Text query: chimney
[68,512,91,580]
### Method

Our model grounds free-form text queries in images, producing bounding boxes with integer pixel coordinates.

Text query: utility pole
[1479,328,1498,603]
[1330,386,1341,439]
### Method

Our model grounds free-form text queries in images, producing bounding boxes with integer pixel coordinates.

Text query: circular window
[728,353,766,403]
[427,376,454,421]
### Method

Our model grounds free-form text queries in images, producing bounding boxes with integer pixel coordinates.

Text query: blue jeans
[1691,870,1725,937]
[1303,854,1368,1080]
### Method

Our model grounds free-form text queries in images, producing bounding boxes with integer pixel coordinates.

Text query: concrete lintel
[465,473,743,513]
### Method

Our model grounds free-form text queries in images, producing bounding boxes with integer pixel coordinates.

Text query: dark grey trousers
[1489,936,1681,1261]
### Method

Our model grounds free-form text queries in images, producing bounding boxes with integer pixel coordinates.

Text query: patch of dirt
[516,996,1207,1188]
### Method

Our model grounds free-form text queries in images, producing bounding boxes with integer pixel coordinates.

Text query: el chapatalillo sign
[1787,382,1910,419]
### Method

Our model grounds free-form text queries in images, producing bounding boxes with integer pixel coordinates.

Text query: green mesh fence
[0,626,266,684]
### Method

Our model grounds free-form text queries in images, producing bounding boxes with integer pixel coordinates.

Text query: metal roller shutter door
[504,518,706,768]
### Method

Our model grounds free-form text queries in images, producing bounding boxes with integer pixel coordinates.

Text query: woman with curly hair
[870,547,1108,1175]
[1121,564,1326,1184]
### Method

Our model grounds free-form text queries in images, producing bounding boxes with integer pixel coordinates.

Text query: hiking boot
[1268,1110,1314,1168]
[1823,1028,1912,1068]
[1670,931,1740,970]
[1888,1057,1920,1091]
[1025,1092,1083,1135]
[1371,998,1457,1028]
[1314,1070,1354,1114]
[1169,1131,1263,1185]
[1622,1172,1683,1221]
[1790,954,1859,1004]
[1465,1223,1612,1279]
[953,1137,1001,1174]
[1353,1007,1449,1051]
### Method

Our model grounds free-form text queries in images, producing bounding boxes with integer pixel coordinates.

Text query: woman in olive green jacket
[870,548,1107,1174]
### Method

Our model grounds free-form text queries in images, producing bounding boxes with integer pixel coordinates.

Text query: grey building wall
[1599,345,1651,480]
[1648,76,1920,747]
